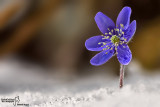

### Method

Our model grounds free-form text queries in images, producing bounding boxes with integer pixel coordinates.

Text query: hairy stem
[119,64,125,88]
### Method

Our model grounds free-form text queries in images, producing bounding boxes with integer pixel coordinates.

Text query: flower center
[98,24,126,53]
[110,35,119,44]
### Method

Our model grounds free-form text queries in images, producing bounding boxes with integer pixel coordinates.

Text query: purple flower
[85,6,136,66]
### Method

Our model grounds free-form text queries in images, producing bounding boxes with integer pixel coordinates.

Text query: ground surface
[0,58,160,107]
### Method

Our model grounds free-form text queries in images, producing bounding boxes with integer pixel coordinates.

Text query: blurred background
[0,0,160,79]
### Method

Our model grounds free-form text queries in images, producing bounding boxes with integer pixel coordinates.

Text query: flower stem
[119,64,125,88]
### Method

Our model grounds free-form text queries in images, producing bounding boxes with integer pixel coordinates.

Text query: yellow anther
[109,32,112,35]
[120,24,124,29]
[115,43,119,47]
[102,36,109,39]
[106,52,108,54]
[105,33,108,35]
[111,29,113,32]
[120,29,122,32]
[120,24,124,27]
[115,29,119,32]
[122,32,124,35]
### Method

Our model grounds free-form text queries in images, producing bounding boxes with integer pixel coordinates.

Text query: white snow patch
[0,59,160,107]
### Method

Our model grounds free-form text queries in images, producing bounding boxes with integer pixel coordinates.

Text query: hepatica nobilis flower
[85,6,136,88]
[85,6,136,66]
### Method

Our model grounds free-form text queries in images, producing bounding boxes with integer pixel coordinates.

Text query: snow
[0,58,160,107]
